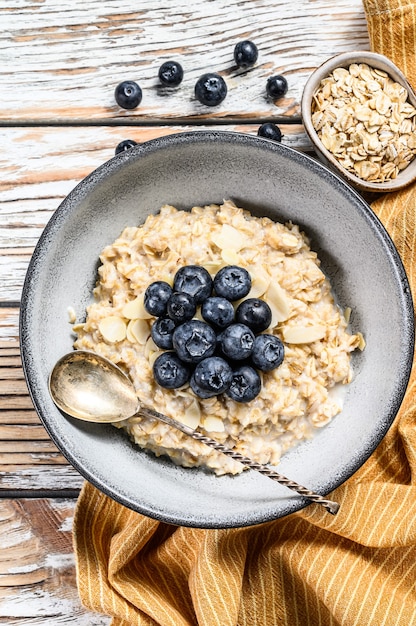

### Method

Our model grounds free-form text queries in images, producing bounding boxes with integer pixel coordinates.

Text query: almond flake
[127,319,150,344]
[122,295,153,320]
[148,350,164,367]
[221,248,241,265]
[282,324,326,344]
[265,280,292,323]
[177,400,201,429]
[203,416,225,433]
[247,270,271,298]
[211,224,248,251]
[98,316,127,343]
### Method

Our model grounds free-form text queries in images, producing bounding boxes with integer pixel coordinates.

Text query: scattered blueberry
[194,73,227,107]
[144,281,173,317]
[235,298,272,333]
[115,139,138,155]
[167,292,197,324]
[173,265,213,304]
[172,320,217,364]
[190,356,233,398]
[233,40,258,69]
[266,75,288,100]
[114,80,143,109]
[226,365,261,403]
[153,352,191,389]
[213,266,251,301]
[219,323,255,361]
[151,317,177,350]
[158,60,184,86]
[201,296,235,329]
[251,334,285,371]
[257,122,282,142]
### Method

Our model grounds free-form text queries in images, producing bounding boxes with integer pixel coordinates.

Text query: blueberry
[251,334,284,371]
[194,73,227,107]
[158,60,184,86]
[114,80,143,109]
[144,281,173,317]
[226,365,261,403]
[173,265,213,304]
[219,323,255,361]
[201,296,235,329]
[190,356,233,398]
[235,298,272,333]
[257,122,282,142]
[233,40,258,69]
[151,317,176,349]
[266,75,288,100]
[115,139,138,155]
[153,352,191,389]
[172,320,216,364]
[213,266,251,301]
[167,292,197,324]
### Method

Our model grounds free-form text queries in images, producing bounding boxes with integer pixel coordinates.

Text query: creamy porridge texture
[73,201,363,475]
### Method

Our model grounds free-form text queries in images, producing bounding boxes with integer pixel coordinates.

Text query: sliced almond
[282,324,326,344]
[266,301,284,329]
[265,280,292,323]
[127,319,150,344]
[211,224,248,251]
[221,248,241,265]
[203,260,226,275]
[122,294,153,320]
[71,323,85,333]
[98,316,127,343]
[67,306,77,324]
[176,400,201,429]
[357,332,366,351]
[203,415,225,433]
[247,270,271,298]
[144,336,159,358]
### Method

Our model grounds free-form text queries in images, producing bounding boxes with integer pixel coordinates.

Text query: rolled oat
[311,63,416,182]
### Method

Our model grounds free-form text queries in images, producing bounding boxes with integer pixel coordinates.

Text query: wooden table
[0,1,371,622]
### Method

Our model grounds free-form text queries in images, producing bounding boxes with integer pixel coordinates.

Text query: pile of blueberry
[144,265,285,403]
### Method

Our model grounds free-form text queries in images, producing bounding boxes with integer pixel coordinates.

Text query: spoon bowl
[49,350,138,423]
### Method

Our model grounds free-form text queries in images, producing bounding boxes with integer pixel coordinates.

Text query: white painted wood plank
[0,466,85,492]
[0,499,110,625]
[0,317,78,490]
[0,0,370,122]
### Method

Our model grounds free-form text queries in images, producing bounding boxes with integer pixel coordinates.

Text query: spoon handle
[139,406,339,515]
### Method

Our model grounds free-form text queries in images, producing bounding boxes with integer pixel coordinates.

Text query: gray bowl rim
[19,130,415,527]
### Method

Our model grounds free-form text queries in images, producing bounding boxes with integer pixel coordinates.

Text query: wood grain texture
[0,309,83,493]
[0,123,308,302]
[1,0,370,122]
[0,499,110,624]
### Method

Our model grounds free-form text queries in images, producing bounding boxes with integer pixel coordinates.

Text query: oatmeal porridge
[73,201,363,475]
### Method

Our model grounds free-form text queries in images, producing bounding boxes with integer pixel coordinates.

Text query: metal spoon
[49,350,340,515]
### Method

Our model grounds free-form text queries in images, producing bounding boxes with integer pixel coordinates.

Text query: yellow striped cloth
[73,2,416,623]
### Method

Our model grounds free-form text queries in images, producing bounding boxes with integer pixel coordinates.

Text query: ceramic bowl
[20,131,414,528]
[301,51,416,193]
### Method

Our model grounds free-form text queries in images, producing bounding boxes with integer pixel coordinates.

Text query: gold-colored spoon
[49,350,340,515]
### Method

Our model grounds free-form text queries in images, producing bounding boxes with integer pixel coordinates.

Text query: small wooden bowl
[301,51,416,193]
